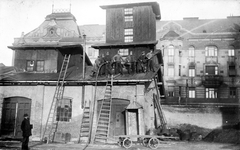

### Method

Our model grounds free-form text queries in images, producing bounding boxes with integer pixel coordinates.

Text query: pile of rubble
[203,122,240,144]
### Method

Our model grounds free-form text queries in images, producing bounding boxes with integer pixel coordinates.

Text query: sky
[0,0,240,66]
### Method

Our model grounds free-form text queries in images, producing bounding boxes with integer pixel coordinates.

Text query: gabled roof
[157,16,240,35]
[100,2,161,20]
[10,12,83,48]
[79,24,105,38]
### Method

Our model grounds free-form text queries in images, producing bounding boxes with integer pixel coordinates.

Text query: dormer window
[50,30,54,34]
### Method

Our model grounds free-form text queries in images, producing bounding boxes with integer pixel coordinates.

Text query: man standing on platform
[137,51,148,73]
[113,51,123,74]
[146,50,154,72]
[104,51,112,78]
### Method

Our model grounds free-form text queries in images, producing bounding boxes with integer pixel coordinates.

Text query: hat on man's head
[24,114,28,117]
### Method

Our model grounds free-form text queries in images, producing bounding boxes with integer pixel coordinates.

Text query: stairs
[78,106,91,142]
[42,54,71,143]
[94,77,113,143]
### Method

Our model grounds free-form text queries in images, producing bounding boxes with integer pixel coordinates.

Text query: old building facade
[0,2,164,143]
[156,17,240,127]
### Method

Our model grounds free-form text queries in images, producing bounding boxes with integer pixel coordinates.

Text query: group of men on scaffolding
[91,50,156,77]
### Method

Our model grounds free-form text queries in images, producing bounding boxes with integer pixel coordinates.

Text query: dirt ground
[0,141,239,150]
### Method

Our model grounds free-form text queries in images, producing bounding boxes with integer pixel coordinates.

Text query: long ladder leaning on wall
[153,76,167,129]
[78,101,91,143]
[42,54,71,143]
[94,75,113,143]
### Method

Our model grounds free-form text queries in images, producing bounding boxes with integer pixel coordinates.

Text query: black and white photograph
[0,0,240,149]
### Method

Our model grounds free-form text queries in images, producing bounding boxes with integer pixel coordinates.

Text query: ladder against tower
[94,76,113,143]
[42,54,71,143]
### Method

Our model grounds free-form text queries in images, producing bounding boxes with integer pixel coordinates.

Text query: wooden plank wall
[105,6,156,44]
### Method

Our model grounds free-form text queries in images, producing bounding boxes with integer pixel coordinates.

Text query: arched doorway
[1,97,31,138]
[97,98,130,138]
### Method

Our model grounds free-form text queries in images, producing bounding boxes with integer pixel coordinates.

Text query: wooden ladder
[94,76,113,143]
[78,102,91,143]
[42,54,71,143]
[153,77,167,129]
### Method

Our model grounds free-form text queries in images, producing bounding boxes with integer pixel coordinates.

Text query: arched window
[205,46,217,56]
[188,46,195,57]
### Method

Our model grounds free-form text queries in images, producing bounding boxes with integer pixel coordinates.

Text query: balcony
[202,75,223,88]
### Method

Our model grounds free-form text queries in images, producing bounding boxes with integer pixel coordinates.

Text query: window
[205,66,218,75]
[125,16,133,22]
[168,45,174,63]
[229,87,236,98]
[189,64,195,77]
[189,88,195,98]
[168,66,174,76]
[124,29,133,35]
[26,60,34,71]
[189,46,195,57]
[168,86,174,97]
[206,88,217,98]
[179,65,181,76]
[124,8,133,15]
[189,69,195,77]
[56,98,72,122]
[36,60,44,72]
[228,49,235,56]
[229,65,236,77]
[124,36,133,42]
[119,49,129,56]
[205,46,217,56]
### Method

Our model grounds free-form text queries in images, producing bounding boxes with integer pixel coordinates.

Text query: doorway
[97,98,129,138]
[1,97,31,138]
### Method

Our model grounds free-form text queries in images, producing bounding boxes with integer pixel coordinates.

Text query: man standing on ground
[21,114,32,150]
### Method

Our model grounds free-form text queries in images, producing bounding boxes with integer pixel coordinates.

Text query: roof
[0,66,18,80]
[45,12,77,21]
[79,25,105,38]
[92,40,158,49]
[0,66,158,83]
[100,2,161,20]
[10,12,82,47]
[157,16,240,34]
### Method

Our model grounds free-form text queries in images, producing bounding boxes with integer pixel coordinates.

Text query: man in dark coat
[21,114,32,150]
[103,52,112,77]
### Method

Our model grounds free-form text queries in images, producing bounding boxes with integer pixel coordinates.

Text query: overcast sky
[0,0,240,66]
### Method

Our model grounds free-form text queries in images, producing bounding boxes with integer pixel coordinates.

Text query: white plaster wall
[162,106,223,129]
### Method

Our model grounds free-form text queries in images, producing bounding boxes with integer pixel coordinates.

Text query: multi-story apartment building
[156,17,240,126]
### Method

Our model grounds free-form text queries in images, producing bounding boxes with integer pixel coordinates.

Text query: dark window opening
[229,87,236,98]
[56,98,72,122]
